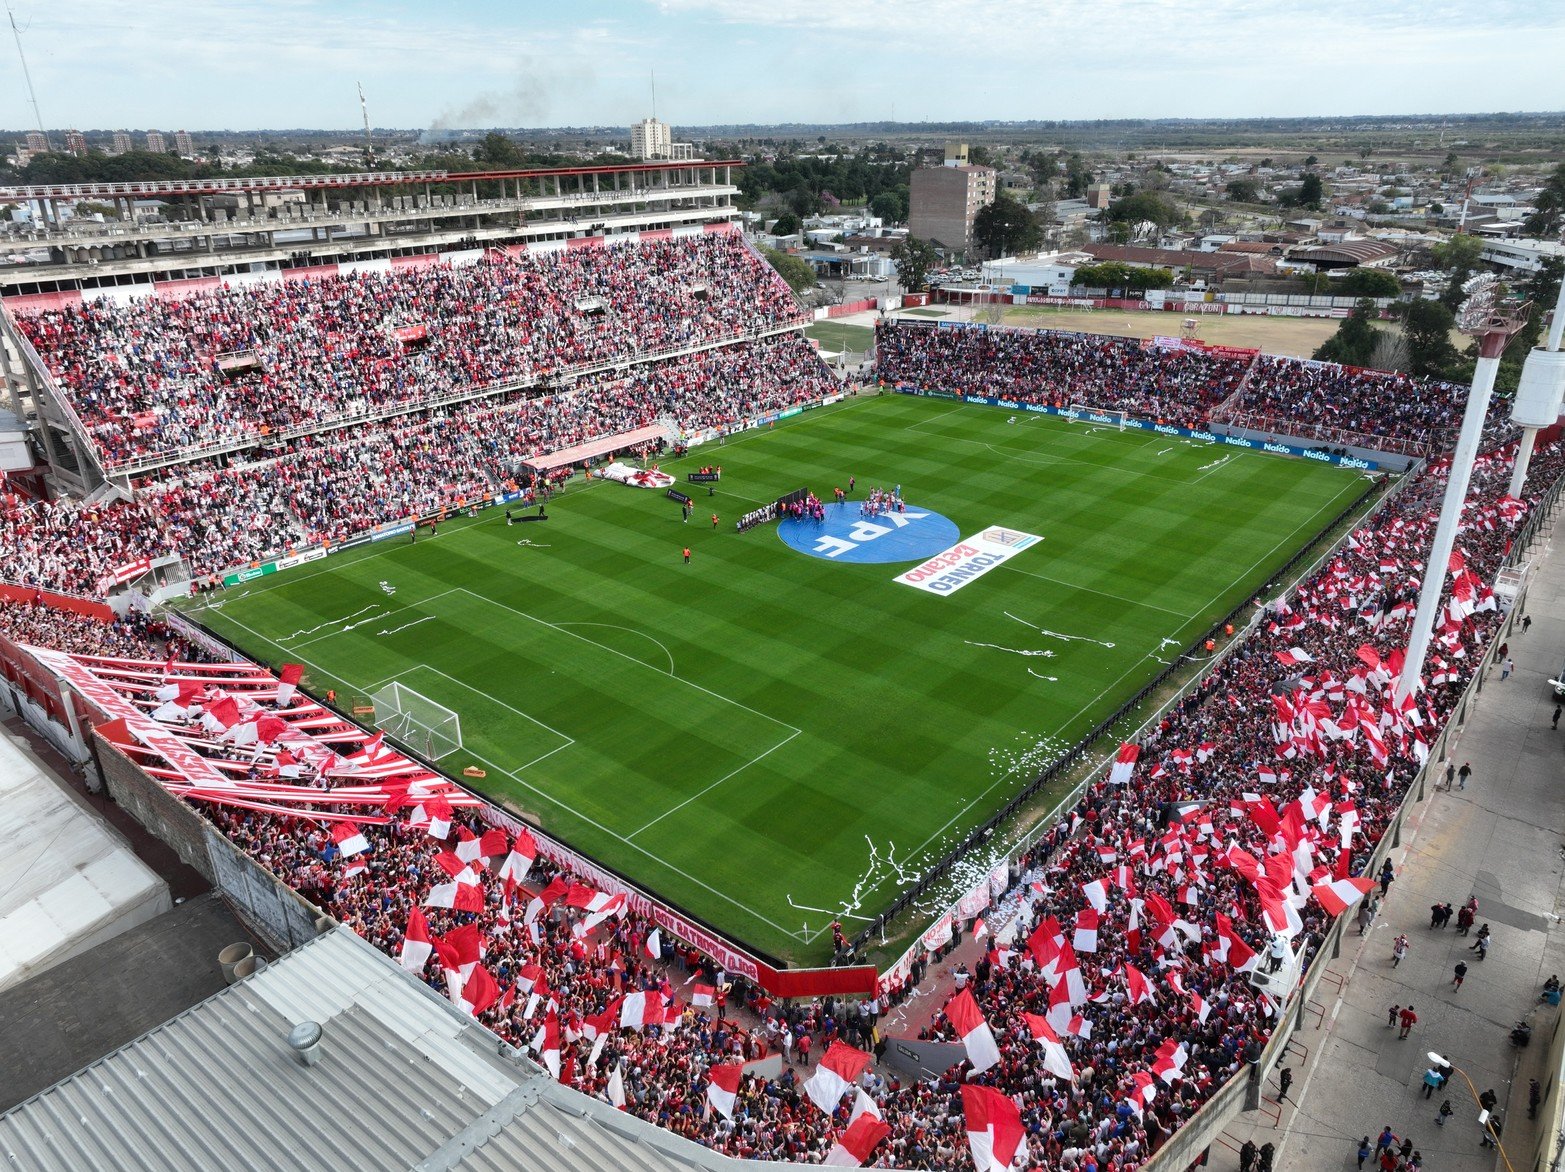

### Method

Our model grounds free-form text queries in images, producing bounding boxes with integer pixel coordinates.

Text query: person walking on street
[1430,901,1452,928]
[1554,703,1562,730]
[1277,1066,1293,1101]
[1422,1065,1443,1098]
[1453,960,1468,989]
[1474,934,1490,960]
[1399,1004,1418,1038]
[1470,923,1491,955]
[1357,1137,1373,1168]
[1436,1099,1453,1126]
[1392,933,1409,966]
[1374,1126,1396,1158]
[1257,1142,1274,1172]
[1530,1078,1542,1119]
[1379,858,1396,897]
[1502,656,1514,680]
[1456,901,1476,936]
[1523,614,1533,634]
[1457,761,1472,789]
[1387,1003,1401,1028]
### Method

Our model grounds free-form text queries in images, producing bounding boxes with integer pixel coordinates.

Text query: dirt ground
[994,305,1339,358]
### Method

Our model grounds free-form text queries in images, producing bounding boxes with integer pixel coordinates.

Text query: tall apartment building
[145,131,166,153]
[173,129,193,157]
[111,131,133,155]
[64,130,87,157]
[24,131,48,153]
[630,117,672,160]
[909,152,997,256]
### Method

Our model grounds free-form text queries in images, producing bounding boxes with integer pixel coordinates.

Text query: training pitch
[185,394,1370,963]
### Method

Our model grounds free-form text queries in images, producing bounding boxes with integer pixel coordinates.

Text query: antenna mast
[358,81,375,167]
[650,70,657,120]
[6,1,47,147]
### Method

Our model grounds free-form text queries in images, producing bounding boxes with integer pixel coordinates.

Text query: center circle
[777,500,960,564]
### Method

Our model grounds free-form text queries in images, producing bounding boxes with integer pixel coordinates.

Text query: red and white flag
[620,990,670,1031]
[425,879,484,913]
[275,662,304,707]
[1073,908,1100,953]
[944,988,1001,1074]
[803,1041,872,1114]
[692,983,717,1009]
[1125,963,1154,1006]
[961,1084,1028,1172]
[498,830,537,884]
[1109,742,1140,785]
[644,928,662,960]
[705,1062,744,1120]
[531,1011,561,1077]
[1080,877,1108,913]
[1190,992,1210,1023]
[1022,1012,1074,1081]
[1310,875,1375,916]
[455,964,500,1016]
[822,1114,893,1167]
[329,820,370,858]
[573,892,628,936]
[398,906,433,973]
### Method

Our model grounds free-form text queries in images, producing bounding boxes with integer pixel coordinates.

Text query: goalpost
[369,681,463,761]
[1065,403,1129,431]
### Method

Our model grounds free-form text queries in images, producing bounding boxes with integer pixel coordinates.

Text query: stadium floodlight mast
[1396,275,1530,702]
[1506,272,1565,497]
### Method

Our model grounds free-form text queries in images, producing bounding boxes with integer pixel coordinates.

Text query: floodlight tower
[1396,275,1531,701]
[1506,277,1565,497]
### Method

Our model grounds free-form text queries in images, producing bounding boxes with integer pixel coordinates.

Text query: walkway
[1225,509,1565,1170]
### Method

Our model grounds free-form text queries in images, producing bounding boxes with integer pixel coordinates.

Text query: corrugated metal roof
[0,928,772,1172]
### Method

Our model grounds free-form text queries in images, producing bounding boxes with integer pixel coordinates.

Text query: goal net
[1066,403,1128,430]
[369,681,462,761]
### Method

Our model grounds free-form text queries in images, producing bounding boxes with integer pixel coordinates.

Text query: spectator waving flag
[329,820,370,858]
[944,988,1001,1074]
[961,1084,1028,1172]
[1311,874,1375,916]
[1022,1012,1075,1081]
[1109,741,1139,785]
[397,906,432,973]
[274,662,304,707]
[803,1041,872,1114]
[822,1114,892,1167]
[704,1062,744,1120]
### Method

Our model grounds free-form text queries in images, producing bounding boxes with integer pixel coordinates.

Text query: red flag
[944,988,1001,1074]
[961,1084,1028,1172]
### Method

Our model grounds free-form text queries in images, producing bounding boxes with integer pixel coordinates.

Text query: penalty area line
[627,729,801,841]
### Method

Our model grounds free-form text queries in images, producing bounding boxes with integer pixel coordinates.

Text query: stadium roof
[0,926,769,1172]
[1289,240,1400,267]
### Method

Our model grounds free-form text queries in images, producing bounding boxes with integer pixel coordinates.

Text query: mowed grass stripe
[186,394,1370,961]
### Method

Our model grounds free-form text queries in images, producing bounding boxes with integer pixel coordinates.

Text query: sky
[5,0,1564,132]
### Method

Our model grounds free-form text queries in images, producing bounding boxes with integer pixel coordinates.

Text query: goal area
[369,681,462,761]
[1066,403,1129,430]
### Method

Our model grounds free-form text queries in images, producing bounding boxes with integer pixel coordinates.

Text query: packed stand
[875,321,1251,429]
[0,334,837,596]
[12,233,808,469]
[0,597,194,660]
[1232,356,1515,456]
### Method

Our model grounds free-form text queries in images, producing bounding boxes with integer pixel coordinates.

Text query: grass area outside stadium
[180,393,1377,965]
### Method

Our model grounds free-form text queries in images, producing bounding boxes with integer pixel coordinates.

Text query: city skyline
[1,0,1561,134]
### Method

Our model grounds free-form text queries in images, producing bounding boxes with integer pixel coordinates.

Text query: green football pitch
[183,394,1371,964]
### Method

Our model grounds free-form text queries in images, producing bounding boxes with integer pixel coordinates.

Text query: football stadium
[1,156,1562,1171]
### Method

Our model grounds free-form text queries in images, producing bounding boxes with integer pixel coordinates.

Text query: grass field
[184,394,1370,963]
[804,321,875,355]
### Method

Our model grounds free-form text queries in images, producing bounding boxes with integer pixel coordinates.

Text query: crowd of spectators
[0,333,837,596]
[875,322,1517,457]
[0,597,190,659]
[13,233,807,469]
[1,418,1554,1167]
[1234,356,1515,455]
[874,322,1251,429]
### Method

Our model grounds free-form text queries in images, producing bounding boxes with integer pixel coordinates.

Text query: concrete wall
[97,734,213,883]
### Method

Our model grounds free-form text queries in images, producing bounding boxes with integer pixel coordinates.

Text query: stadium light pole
[1506,275,1565,498]
[1426,1052,1515,1172]
[1396,277,1529,702]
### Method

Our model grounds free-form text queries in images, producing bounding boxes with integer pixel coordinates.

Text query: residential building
[910,163,996,256]
[24,131,47,154]
[174,130,193,157]
[145,131,166,153]
[111,131,133,155]
[631,117,672,160]
[63,130,87,157]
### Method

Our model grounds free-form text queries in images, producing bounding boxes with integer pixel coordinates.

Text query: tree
[1225,178,1262,203]
[972,192,1042,258]
[1402,299,1460,378]
[1063,153,1092,199]
[1299,173,1325,208]
[1336,268,1402,298]
[472,132,524,168]
[1431,233,1485,311]
[1313,299,1379,367]
[1103,191,1181,236]
[770,211,802,238]
[1304,154,1319,167]
[762,247,817,295]
[1071,261,1174,291]
[1524,163,1565,237]
[891,235,940,293]
[869,190,904,225]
